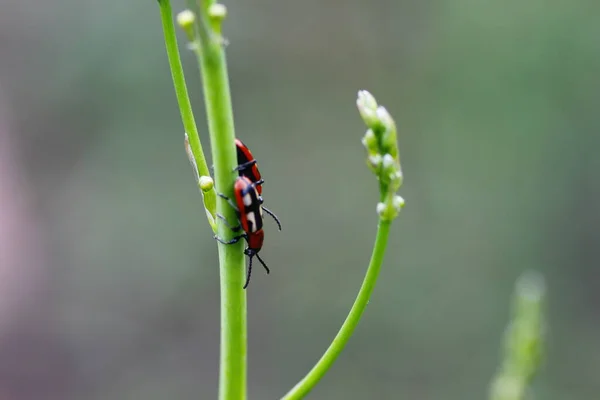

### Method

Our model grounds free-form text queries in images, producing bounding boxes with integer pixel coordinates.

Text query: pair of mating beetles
[215,139,281,289]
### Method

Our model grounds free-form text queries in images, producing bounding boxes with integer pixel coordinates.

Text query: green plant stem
[193,2,247,399]
[282,220,392,400]
[158,0,216,227]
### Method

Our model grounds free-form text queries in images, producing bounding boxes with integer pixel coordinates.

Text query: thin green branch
[282,220,392,400]
[191,2,248,400]
[283,91,403,398]
[157,0,216,228]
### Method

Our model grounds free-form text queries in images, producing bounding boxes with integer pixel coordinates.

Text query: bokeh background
[1,0,599,399]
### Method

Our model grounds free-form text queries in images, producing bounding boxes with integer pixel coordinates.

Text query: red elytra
[230,177,269,289]
[235,138,264,195]
[233,176,265,251]
[234,139,280,231]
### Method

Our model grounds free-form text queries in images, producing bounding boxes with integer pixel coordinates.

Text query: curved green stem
[282,220,392,400]
[157,0,216,228]
[192,2,247,399]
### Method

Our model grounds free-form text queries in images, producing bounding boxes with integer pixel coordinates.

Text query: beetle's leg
[217,192,240,212]
[216,213,241,232]
[234,160,257,172]
[214,233,246,245]
[248,179,264,190]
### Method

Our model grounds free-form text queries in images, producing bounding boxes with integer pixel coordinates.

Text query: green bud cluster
[356,90,404,221]
[490,272,545,400]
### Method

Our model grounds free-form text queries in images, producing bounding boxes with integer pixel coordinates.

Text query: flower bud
[177,10,196,41]
[393,195,405,210]
[367,154,383,172]
[362,129,379,154]
[381,154,395,171]
[380,154,394,181]
[376,200,400,221]
[389,169,403,192]
[358,108,380,131]
[357,90,378,111]
[357,91,381,130]
[376,202,386,216]
[381,127,399,160]
[199,176,214,192]
[208,3,227,20]
[376,106,395,132]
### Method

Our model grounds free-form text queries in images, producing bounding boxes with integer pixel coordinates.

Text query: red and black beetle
[233,138,281,226]
[215,176,281,289]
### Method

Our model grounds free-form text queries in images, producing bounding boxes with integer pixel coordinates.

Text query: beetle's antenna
[255,253,270,274]
[261,206,282,231]
[243,256,253,289]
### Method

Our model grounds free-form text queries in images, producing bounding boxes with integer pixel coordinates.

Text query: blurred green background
[0,0,599,399]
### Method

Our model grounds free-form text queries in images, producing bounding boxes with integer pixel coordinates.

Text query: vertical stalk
[193,1,247,399]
